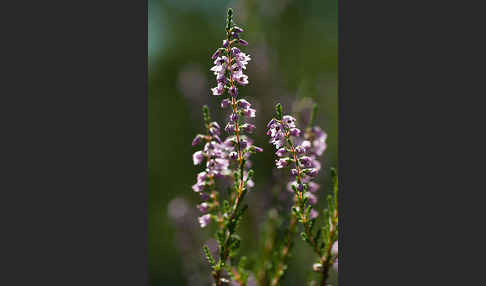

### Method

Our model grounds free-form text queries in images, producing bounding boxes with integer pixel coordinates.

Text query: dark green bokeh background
[149,0,337,285]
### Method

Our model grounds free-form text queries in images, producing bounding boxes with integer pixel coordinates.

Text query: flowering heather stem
[203,8,261,285]
[267,103,338,286]
[286,128,323,257]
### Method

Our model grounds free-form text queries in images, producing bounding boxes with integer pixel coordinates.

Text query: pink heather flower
[270,136,285,149]
[210,121,220,130]
[240,123,255,133]
[231,47,240,56]
[301,140,312,149]
[287,181,298,192]
[237,99,251,109]
[311,158,321,171]
[308,181,320,193]
[305,168,319,177]
[192,134,204,146]
[276,148,286,157]
[197,171,208,184]
[242,171,255,188]
[210,57,227,73]
[250,146,263,153]
[233,26,244,33]
[231,63,243,73]
[193,151,204,165]
[213,135,223,144]
[192,183,204,193]
[225,123,235,134]
[197,202,210,213]
[209,125,220,136]
[290,168,298,176]
[267,119,287,149]
[282,115,296,128]
[242,108,256,118]
[200,192,210,201]
[206,158,229,175]
[331,241,338,256]
[295,145,306,154]
[305,192,317,205]
[234,52,251,67]
[333,259,338,271]
[299,156,313,167]
[216,72,226,84]
[211,83,224,96]
[276,158,289,169]
[211,49,221,59]
[229,86,238,97]
[287,181,305,192]
[267,118,276,128]
[230,112,238,122]
[238,39,248,46]
[239,139,248,149]
[221,99,230,108]
[198,214,211,228]
[233,70,249,85]
[307,126,328,156]
[224,136,237,147]
[313,136,327,156]
[310,209,319,219]
[289,128,301,137]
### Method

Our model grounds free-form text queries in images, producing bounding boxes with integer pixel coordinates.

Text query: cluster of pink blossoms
[267,112,327,219]
[191,18,262,229]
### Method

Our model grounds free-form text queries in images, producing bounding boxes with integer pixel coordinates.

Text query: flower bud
[238,39,248,46]
[192,134,204,146]
[229,86,238,97]
[221,99,230,109]
[198,214,211,228]
[211,49,221,59]
[197,202,210,213]
[276,148,286,157]
[233,26,244,33]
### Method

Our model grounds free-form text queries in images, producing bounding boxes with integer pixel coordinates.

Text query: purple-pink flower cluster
[191,19,262,230]
[192,116,231,227]
[210,20,262,189]
[210,39,250,96]
[266,111,327,218]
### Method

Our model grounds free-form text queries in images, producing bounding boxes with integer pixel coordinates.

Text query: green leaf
[226,8,233,31]
[203,245,216,267]
[202,105,210,124]
[275,103,283,120]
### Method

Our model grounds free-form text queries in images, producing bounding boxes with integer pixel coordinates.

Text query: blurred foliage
[149,0,337,285]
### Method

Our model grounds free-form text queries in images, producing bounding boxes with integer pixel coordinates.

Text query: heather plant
[266,104,339,286]
[190,8,339,286]
[192,8,262,286]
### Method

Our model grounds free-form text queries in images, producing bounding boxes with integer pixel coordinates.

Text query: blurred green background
[149,0,337,285]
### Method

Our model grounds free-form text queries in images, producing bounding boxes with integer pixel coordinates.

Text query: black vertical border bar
[0,0,149,285]
[338,0,343,283]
